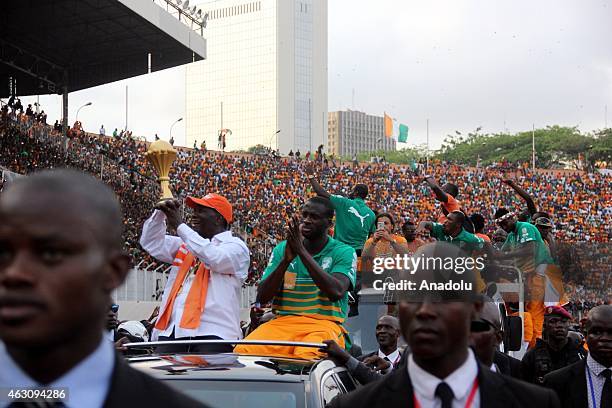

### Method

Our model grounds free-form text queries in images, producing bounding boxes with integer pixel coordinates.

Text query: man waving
[140,194,250,353]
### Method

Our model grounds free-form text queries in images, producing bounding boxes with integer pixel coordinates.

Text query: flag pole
[426,118,430,170]
[532,124,536,171]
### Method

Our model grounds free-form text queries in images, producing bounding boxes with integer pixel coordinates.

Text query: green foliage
[246,144,269,155]
[434,126,612,168]
[341,145,428,165]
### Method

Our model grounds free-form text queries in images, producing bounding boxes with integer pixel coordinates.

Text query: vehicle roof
[127,353,325,383]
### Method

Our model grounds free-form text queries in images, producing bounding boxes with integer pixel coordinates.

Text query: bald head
[375,315,400,353]
[0,169,124,249]
[480,301,502,331]
[0,168,131,369]
[588,305,612,323]
[378,315,400,330]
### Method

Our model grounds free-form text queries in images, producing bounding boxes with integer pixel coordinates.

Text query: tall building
[185,0,327,154]
[328,110,396,157]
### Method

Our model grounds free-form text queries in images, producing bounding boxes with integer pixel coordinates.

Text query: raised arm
[139,209,182,264]
[305,163,331,199]
[423,175,449,203]
[256,243,293,304]
[416,221,434,235]
[287,215,352,301]
[503,179,537,216]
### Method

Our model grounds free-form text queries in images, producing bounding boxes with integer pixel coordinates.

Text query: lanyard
[413,377,478,408]
[392,353,401,367]
[381,351,401,367]
[586,364,598,408]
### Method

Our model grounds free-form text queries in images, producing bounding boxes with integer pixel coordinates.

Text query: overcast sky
[15,0,612,149]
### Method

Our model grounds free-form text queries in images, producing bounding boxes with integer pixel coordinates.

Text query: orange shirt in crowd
[475,233,491,242]
[437,193,461,223]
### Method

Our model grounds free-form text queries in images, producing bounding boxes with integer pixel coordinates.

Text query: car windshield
[162,379,306,408]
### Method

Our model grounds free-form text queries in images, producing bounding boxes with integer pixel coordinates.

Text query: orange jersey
[437,193,461,223]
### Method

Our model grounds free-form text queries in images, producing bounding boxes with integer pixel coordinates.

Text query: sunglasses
[471,320,497,333]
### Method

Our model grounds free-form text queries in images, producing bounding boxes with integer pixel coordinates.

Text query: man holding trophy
[140,140,250,352]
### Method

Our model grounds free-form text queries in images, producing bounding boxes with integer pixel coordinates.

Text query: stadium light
[182,0,190,11]
[175,0,182,5]
[269,129,281,150]
[196,9,202,19]
[76,102,93,122]
[202,12,209,27]
[170,117,183,140]
[191,6,197,15]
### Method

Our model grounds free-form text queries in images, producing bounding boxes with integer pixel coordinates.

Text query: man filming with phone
[361,213,409,293]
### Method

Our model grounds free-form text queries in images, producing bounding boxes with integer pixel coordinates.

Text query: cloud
[329,0,612,147]
[15,0,612,150]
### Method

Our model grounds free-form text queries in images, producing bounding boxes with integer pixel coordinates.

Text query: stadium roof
[0,0,206,98]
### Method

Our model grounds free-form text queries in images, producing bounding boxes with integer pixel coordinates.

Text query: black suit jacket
[494,351,522,379]
[543,360,588,408]
[103,354,207,408]
[329,361,560,408]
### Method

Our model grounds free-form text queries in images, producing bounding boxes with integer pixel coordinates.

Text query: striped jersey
[261,236,357,323]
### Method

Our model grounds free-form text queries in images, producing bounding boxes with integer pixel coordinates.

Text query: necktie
[601,369,611,408]
[383,356,392,373]
[435,382,454,408]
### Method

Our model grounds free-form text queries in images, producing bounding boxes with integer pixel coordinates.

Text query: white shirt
[378,348,402,368]
[408,348,480,408]
[140,210,250,340]
[0,337,114,408]
[585,354,611,408]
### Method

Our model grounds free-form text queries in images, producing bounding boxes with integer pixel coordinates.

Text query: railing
[153,0,208,36]
[113,260,258,307]
[112,261,172,302]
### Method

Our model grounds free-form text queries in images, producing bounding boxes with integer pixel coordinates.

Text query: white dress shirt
[378,348,402,368]
[585,354,611,408]
[0,336,114,408]
[408,348,480,408]
[140,210,250,340]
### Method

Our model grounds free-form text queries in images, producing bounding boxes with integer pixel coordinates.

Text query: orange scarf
[155,245,210,330]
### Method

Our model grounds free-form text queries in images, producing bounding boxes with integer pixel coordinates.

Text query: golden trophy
[145,140,177,201]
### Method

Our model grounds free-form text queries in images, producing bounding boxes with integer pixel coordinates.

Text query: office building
[185,0,327,153]
[328,110,396,157]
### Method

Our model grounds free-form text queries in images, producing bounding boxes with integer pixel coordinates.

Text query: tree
[341,145,428,165]
[434,126,609,168]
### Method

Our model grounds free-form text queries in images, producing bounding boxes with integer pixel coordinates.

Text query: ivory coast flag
[384,112,408,142]
[398,124,409,143]
[384,113,393,138]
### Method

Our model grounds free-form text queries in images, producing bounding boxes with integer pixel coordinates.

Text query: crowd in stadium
[2,100,611,408]
[1,105,609,298]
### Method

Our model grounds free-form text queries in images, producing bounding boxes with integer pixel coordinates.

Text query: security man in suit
[359,315,403,373]
[470,299,522,379]
[330,242,560,408]
[522,305,586,384]
[0,170,204,407]
[544,305,612,408]
[322,315,403,385]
